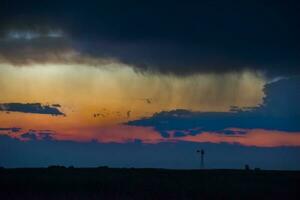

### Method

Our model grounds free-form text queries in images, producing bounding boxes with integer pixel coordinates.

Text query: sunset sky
[1,0,300,169]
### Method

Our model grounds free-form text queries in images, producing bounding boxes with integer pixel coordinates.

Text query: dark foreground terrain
[0,168,299,200]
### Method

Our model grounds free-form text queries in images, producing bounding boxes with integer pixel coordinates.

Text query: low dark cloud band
[0,103,65,116]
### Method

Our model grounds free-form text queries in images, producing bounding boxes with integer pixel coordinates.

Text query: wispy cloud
[5,30,64,41]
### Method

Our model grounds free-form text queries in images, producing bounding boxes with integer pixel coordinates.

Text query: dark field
[0,168,299,200]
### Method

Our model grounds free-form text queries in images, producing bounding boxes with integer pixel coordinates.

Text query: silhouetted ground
[0,167,299,200]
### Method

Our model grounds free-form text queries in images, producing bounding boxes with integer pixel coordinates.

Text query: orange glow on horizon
[2,126,300,147]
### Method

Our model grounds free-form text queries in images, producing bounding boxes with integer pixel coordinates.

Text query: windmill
[196,149,205,169]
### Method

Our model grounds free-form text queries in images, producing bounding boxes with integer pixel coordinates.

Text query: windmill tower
[197,149,205,169]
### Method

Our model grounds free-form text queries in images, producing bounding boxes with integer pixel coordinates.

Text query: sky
[0,0,300,169]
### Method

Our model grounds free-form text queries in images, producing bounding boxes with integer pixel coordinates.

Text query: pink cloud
[178,129,300,147]
[2,125,300,147]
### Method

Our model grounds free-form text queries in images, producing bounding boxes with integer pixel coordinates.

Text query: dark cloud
[20,130,55,141]
[139,98,152,104]
[38,132,55,141]
[127,77,300,137]
[0,0,299,76]
[0,127,21,133]
[93,112,107,118]
[0,103,65,116]
[0,35,72,65]
[21,132,38,140]
[0,31,112,66]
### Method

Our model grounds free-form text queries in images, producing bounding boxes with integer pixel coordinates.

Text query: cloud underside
[0,1,299,76]
[0,103,64,116]
[127,77,300,137]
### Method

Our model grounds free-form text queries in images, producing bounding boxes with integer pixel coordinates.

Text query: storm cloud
[0,0,299,76]
[127,77,300,137]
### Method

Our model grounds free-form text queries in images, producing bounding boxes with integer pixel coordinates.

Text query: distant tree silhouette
[98,166,109,169]
[48,165,66,169]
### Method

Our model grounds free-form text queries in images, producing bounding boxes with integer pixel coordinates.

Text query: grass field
[0,167,299,200]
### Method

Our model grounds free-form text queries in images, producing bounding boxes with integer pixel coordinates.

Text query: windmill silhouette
[196,149,205,169]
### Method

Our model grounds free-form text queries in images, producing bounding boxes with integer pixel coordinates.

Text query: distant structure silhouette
[197,149,205,169]
[245,164,250,171]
